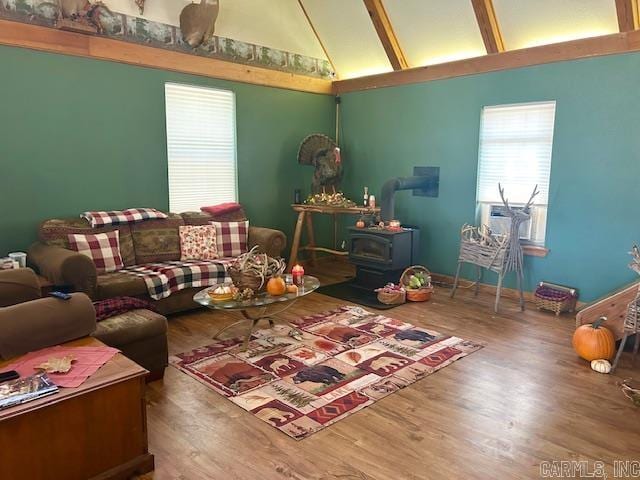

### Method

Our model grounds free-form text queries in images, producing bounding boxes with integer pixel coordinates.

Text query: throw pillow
[200,202,243,217]
[179,225,219,261]
[68,230,124,273]
[81,208,168,228]
[210,220,249,257]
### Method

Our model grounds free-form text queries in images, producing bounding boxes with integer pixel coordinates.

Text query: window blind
[165,83,237,213]
[476,101,556,205]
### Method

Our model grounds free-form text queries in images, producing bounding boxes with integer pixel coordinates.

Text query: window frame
[164,82,239,213]
[475,100,556,254]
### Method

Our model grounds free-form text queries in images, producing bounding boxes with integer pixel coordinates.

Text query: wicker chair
[451,184,538,313]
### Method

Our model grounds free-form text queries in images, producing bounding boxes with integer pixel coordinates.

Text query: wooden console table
[0,337,154,480]
[288,204,380,270]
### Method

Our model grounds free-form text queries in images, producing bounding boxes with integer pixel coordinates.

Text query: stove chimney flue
[380,175,434,221]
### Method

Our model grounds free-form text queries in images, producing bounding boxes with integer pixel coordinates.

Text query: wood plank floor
[141,260,640,480]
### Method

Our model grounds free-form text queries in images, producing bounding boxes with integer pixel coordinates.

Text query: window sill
[523,245,549,257]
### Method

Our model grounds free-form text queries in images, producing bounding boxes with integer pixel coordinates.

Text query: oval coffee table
[193,276,320,350]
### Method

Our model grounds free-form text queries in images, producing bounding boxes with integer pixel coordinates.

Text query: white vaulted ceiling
[102,0,636,80]
[493,0,619,49]
[383,0,486,67]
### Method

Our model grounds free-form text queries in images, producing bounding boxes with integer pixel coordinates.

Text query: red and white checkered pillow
[210,221,249,257]
[68,230,124,273]
[81,208,168,227]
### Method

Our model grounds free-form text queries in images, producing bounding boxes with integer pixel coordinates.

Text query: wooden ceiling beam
[615,0,639,32]
[333,29,640,93]
[362,0,408,70]
[0,19,333,95]
[471,0,505,54]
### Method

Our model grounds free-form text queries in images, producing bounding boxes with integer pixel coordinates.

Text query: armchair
[0,268,96,360]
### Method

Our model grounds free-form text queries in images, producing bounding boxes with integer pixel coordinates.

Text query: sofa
[0,268,169,379]
[28,210,286,315]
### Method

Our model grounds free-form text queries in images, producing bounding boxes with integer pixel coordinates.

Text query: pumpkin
[572,317,615,361]
[266,276,286,296]
[590,359,612,374]
[356,219,365,228]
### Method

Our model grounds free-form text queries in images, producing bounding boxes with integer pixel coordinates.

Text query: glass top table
[193,276,320,350]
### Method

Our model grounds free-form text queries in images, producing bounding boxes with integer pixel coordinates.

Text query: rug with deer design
[170,306,483,439]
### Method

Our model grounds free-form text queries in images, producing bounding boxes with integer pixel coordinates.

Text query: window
[165,83,237,213]
[476,101,556,245]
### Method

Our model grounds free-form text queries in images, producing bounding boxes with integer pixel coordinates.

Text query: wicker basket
[534,284,577,316]
[377,289,406,305]
[400,265,433,302]
[228,267,268,292]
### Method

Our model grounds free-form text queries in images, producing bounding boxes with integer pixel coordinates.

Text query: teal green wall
[340,52,640,302]
[0,45,333,255]
[3,44,639,301]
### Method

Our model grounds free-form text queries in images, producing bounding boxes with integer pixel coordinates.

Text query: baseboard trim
[430,272,537,305]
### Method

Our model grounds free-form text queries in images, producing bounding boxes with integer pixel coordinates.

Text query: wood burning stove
[348,226,420,289]
[347,174,437,290]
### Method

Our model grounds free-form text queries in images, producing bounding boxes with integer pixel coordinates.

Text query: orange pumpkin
[266,276,286,296]
[356,219,365,228]
[572,317,615,361]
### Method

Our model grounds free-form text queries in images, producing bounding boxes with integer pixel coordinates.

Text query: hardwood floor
[141,259,640,480]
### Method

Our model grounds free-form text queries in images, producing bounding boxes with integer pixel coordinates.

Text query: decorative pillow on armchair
[210,221,249,257]
[179,225,219,261]
[68,230,124,273]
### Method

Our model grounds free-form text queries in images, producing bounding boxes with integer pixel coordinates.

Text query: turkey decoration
[180,0,220,48]
[297,134,343,194]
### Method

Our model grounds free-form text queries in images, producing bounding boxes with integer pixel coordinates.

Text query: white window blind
[165,83,237,213]
[476,101,556,244]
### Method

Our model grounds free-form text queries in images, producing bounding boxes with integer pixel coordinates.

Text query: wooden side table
[0,337,154,480]
[288,204,380,271]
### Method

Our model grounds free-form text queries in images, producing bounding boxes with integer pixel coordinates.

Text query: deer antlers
[498,183,540,214]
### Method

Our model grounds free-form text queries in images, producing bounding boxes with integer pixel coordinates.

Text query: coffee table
[194,276,320,350]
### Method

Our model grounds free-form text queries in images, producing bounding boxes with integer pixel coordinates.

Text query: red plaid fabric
[81,208,168,227]
[93,296,157,321]
[68,231,124,273]
[210,221,249,257]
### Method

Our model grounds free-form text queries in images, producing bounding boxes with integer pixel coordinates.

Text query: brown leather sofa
[0,268,168,378]
[28,210,286,315]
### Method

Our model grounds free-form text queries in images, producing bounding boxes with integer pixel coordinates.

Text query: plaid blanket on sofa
[121,259,233,300]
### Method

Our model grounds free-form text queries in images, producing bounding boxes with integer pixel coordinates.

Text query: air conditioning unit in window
[488,204,533,240]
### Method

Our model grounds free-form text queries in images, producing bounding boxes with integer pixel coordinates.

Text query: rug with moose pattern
[171,306,483,439]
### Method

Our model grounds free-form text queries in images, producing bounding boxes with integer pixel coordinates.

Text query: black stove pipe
[380,176,433,221]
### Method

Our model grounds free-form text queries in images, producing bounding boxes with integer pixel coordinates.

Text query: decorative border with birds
[0,0,334,80]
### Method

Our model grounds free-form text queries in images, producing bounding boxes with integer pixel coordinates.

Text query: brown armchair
[0,268,96,359]
[0,269,168,379]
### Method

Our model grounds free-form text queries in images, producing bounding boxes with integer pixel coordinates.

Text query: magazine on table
[0,372,59,410]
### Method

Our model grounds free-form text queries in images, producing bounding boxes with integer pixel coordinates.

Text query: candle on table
[292,264,304,286]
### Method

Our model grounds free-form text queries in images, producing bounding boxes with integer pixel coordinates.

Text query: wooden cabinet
[0,338,154,480]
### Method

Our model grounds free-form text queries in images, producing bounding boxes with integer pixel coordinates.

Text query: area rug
[170,306,483,440]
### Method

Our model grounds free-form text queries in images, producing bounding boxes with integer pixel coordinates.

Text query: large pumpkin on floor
[572,317,615,361]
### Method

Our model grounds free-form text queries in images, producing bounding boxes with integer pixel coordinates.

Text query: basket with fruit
[400,266,433,302]
[375,283,406,305]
